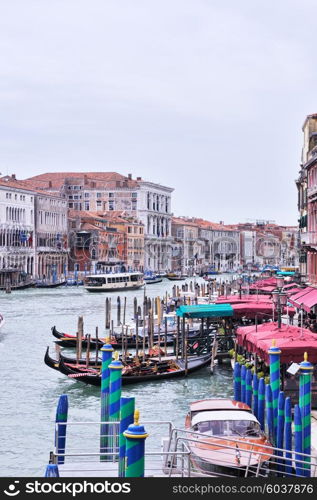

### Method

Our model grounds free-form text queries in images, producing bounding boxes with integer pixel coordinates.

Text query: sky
[1,0,316,226]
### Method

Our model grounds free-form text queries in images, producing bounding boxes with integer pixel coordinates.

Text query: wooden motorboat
[166,273,186,281]
[45,348,212,386]
[185,399,273,476]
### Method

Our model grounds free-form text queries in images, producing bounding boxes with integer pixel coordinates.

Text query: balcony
[307,185,317,198]
[301,232,317,248]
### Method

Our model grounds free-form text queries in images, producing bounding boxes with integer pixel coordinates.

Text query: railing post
[55,395,68,465]
[119,397,135,477]
[299,352,313,477]
[100,340,114,461]
[123,410,149,477]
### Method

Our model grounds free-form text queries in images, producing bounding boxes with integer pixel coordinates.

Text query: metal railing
[51,420,317,478]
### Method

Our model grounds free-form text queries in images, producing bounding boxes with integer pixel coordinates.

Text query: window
[97,192,102,198]
[15,194,17,200]
[68,195,73,200]
[84,193,90,198]
[97,200,102,207]
[132,192,137,198]
[85,202,90,210]
[109,201,114,210]
[68,203,73,208]
[128,227,132,233]
[109,193,114,198]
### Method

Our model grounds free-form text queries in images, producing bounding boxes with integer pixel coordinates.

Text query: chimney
[11,174,16,180]
[128,173,132,180]
[48,181,52,188]
[136,177,142,181]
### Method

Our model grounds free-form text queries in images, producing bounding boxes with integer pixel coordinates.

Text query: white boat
[84,272,144,292]
[185,399,272,476]
[144,275,163,285]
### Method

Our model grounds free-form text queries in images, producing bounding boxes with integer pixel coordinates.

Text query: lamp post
[272,277,287,329]
[237,276,243,300]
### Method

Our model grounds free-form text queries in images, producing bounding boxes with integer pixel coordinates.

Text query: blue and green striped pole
[245,369,252,408]
[294,404,304,476]
[299,352,313,477]
[119,397,135,477]
[252,374,258,419]
[276,391,285,472]
[100,340,114,461]
[268,340,281,443]
[241,365,246,403]
[55,394,68,465]
[45,464,59,477]
[109,352,123,461]
[265,383,274,442]
[284,397,292,476]
[234,362,241,402]
[123,410,149,477]
[257,378,265,430]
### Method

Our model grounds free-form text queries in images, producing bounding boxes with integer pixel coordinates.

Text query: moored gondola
[45,347,212,386]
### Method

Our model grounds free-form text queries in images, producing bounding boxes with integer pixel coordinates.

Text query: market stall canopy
[176,304,233,318]
[288,287,317,312]
[215,295,273,304]
[236,323,317,364]
[232,303,295,320]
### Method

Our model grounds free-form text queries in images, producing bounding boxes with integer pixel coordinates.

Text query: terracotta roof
[0,176,64,198]
[24,172,139,189]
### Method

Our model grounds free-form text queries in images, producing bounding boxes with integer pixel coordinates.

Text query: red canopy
[215,295,272,304]
[232,303,295,320]
[236,323,317,364]
[288,287,317,312]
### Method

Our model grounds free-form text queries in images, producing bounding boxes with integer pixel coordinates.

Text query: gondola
[45,347,212,386]
[36,280,67,288]
[51,326,175,349]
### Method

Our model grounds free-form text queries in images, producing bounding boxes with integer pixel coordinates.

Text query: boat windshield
[193,419,261,437]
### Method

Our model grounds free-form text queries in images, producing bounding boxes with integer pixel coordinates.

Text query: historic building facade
[171,217,240,274]
[0,177,35,277]
[0,175,69,281]
[25,172,172,271]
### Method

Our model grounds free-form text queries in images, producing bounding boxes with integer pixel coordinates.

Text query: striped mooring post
[100,340,114,461]
[233,362,241,401]
[44,464,59,477]
[268,339,281,443]
[294,404,304,476]
[252,373,259,419]
[299,352,313,477]
[119,397,135,477]
[123,410,149,477]
[265,383,274,441]
[245,369,252,408]
[276,391,285,472]
[55,394,68,465]
[257,378,265,431]
[109,352,123,461]
[240,365,246,403]
[284,397,292,476]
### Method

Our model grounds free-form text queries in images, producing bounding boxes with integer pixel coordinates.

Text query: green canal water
[0,277,234,476]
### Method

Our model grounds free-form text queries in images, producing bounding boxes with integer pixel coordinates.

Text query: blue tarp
[176,304,233,318]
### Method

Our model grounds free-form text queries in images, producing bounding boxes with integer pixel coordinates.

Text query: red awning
[215,295,272,305]
[232,303,295,320]
[236,323,317,364]
[288,287,317,311]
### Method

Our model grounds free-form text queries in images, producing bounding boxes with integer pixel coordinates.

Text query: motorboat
[185,399,272,476]
[144,273,163,285]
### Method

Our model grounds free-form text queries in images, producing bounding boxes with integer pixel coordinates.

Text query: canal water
[0,277,234,476]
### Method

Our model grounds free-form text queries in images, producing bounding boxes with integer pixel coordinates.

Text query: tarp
[215,295,272,304]
[236,323,317,364]
[176,304,233,318]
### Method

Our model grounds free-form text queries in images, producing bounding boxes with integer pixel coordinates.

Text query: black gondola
[51,325,176,349]
[45,347,211,386]
[36,280,67,288]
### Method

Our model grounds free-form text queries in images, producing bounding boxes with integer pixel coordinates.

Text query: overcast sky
[1,0,316,225]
